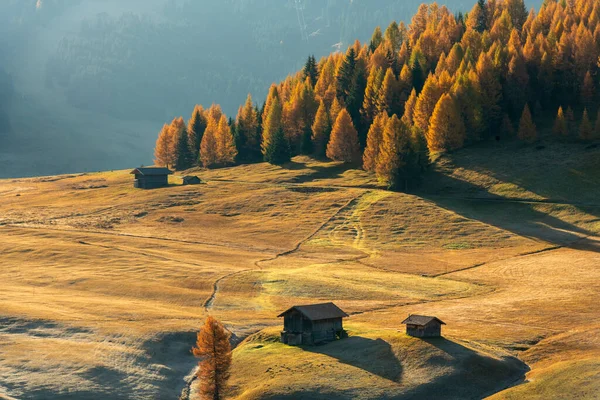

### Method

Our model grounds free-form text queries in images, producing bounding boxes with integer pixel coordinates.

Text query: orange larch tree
[363,113,387,172]
[192,316,232,400]
[261,95,283,156]
[427,93,466,152]
[553,106,568,137]
[312,100,331,157]
[413,73,441,133]
[216,115,237,165]
[326,108,360,163]
[375,114,411,187]
[154,123,173,168]
[200,118,219,168]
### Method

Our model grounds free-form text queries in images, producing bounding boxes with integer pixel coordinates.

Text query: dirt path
[202,192,367,312]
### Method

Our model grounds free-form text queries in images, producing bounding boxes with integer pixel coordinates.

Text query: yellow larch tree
[200,117,219,168]
[326,108,360,163]
[216,114,237,165]
[413,73,441,133]
[312,100,331,157]
[375,114,411,187]
[427,93,466,152]
[261,95,283,156]
[553,106,568,137]
[517,104,537,143]
[363,113,387,172]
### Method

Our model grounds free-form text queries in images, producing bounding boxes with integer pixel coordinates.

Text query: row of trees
[154,0,600,189]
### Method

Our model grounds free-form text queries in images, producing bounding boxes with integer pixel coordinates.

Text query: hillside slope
[0,142,599,399]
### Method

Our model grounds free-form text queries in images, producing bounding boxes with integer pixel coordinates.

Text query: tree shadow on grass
[400,337,529,399]
[417,168,599,251]
[267,336,527,400]
[399,337,528,400]
[282,160,362,185]
[304,336,402,382]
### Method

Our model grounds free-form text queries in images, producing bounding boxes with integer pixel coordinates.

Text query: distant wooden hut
[182,176,202,185]
[278,302,349,346]
[401,315,446,338]
[131,167,172,189]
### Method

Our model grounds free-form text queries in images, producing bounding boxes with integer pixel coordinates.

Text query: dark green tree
[187,105,207,166]
[264,127,291,165]
[336,48,357,104]
[174,118,192,170]
[303,55,319,87]
[476,0,488,33]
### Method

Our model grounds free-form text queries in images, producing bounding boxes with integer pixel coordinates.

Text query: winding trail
[202,192,367,312]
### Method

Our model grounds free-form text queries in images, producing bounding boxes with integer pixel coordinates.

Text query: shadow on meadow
[416,142,600,251]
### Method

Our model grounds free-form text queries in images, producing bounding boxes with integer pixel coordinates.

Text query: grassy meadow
[1,142,599,399]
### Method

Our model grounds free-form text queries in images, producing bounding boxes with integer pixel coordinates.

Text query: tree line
[155,0,600,190]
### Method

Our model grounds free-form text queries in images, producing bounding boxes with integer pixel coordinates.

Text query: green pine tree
[336,48,357,104]
[265,127,291,165]
[303,55,319,87]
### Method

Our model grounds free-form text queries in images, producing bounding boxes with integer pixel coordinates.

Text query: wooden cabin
[278,302,349,346]
[130,167,172,189]
[182,176,202,185]
[401,315,446,338]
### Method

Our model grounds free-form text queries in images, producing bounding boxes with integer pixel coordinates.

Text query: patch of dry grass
[0,148,599,398]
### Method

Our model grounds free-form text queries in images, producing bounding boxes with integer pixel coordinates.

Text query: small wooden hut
[401,315,446,338]
[182,176,202,185]
[278,302,349,346]
[131,167,172,189]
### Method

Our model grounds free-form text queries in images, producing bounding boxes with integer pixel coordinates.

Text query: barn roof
[130,167,173,176]
[401,315,446,326]
[277,302,349,321]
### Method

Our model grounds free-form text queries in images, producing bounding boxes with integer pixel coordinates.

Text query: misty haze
[0,0,541,178]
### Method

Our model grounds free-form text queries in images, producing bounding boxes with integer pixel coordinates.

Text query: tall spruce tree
[336,48,357,105]
[476,0,488,33]
[265,127,291,165]
[303,55,319,87]
[236,94,260,161]
[187,105,207,166]
[172,117,191,170]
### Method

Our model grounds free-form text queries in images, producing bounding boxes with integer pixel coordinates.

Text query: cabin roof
[130,167,173,176]
[278,302,349,321]
[401,315,446,326]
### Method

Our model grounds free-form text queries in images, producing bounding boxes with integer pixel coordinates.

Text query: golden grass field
[1,142,599,399]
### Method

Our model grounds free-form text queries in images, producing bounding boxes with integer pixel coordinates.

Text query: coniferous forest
[155,0,600,189]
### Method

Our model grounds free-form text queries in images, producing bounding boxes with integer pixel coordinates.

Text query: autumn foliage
[155,0,600,190]
[192,316,232,400]
[326,109,361,163]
